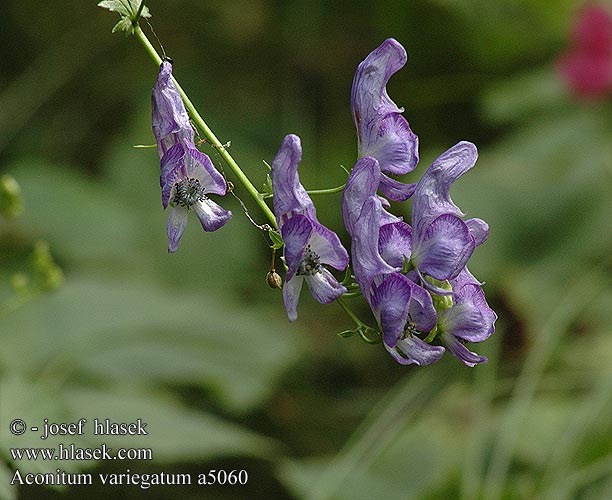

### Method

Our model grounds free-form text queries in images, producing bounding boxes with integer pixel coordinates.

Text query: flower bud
[0,175,24,218]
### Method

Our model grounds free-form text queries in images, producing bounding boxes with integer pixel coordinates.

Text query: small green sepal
[268,230,284,250]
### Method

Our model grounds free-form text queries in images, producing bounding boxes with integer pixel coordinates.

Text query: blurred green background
[1,1,612,499]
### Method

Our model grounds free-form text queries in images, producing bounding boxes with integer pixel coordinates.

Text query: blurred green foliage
[1,1,612,499]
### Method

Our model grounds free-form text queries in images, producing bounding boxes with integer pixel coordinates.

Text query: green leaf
[0,278,302,414]
[98,0,151,34]
[98,0,131,16]
[111,17,133,34]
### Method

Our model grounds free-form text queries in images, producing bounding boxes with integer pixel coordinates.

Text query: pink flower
[557,3,612,98]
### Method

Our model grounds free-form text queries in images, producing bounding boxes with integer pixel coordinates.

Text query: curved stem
[337,297,373,331]
[133,24,277,230]
[307,183,346,196]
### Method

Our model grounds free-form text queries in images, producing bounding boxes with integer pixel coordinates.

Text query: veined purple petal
[351,38,419,175]
[412,141,478,237]
[441,283,497,342]
[187,147,227,196]
[280,214,313,280]
[193,198,232,232]
[370,273,412,347]
[465,217,489,246]
[308,222,349,271]
[370,273,437,347]
[378,222,412,268]
[160,142,187,187]
[166,206,189,253]
[351,196,398,296]
[306,268,347,304]
[270,134,316,224]
[412,214,474,281]
[406,278,438,333]
[342,156,382,236]
[451,267,482,289]
[161,160,181,209]
[152,60,194,156]
[441,333,488,367]
[379,173,417,201]
[283,274,304,323]
[385,334,445,366]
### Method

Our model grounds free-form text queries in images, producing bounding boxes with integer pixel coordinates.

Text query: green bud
[10,273,30,297]
[31,241,64,292]
[0,175,24,218]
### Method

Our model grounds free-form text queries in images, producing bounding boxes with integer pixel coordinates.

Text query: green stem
[337,297,373,332]
[133,24,277,230]
[307,184,346,196]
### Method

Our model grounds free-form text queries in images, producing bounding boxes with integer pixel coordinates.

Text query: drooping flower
[351,38,419,201]
[152,59,194,157]
[351,196,444,365]
[152,59,231,253]
[271,134,349,322]
[437,268,497,366]
[557,3,612,98]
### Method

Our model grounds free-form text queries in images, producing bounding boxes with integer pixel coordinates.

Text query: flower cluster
[150,41,495,368]
[342,39,496,366]
[152,59,231,253]
[557,3,612,98]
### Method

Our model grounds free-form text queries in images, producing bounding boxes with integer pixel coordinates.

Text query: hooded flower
[437,268,497,366]
[340,39,495,367]
[152,59,231,253]
[351,38,419,202]
[271,134,349,322]
[351,196,444,365]
[410,141,488,287]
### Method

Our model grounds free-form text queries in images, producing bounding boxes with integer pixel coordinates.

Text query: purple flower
[351,38,419,202]
[152,60,231,253]
[271,134,349,322]
[351,196,444,365]
[410,142,488,286]
[342,156,400,237]
[438,268,497,366]
[152,59,194,157]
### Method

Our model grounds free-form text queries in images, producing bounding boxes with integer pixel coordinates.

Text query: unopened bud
[0,174,24,218]
[32,241,64,291]
[266,270,282,289]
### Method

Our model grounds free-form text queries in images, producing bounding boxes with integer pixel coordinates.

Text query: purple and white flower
[152,59,231,253]
[352,196,444,365]
[271,134,349,322]
[410,141,487,287]
[342,39,496,366]
[351,38,419,202]
[437,268,497,366]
